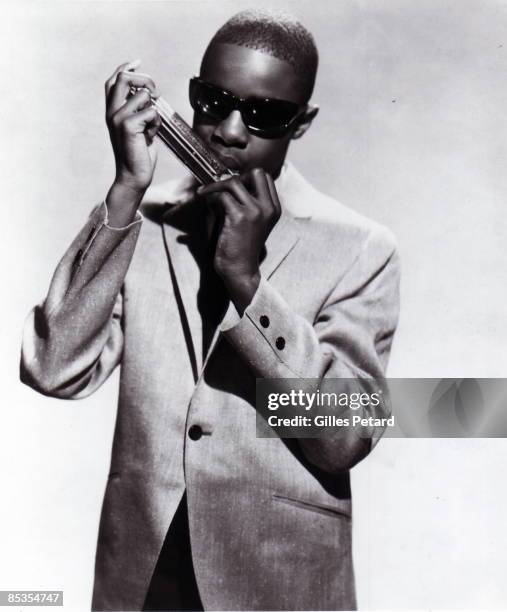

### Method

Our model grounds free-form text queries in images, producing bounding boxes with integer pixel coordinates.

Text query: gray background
[2,0,507,608]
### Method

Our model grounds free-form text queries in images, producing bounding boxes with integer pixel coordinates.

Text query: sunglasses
[189,77,306,139]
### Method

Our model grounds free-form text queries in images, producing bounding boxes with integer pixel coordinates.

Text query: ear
[291,104,319,140]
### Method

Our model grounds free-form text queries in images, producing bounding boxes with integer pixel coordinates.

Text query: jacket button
[188,425,203,440]
[275,336,285,350]
[260,315,270,328]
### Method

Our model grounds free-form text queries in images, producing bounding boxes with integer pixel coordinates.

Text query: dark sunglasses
[189,77,306,139]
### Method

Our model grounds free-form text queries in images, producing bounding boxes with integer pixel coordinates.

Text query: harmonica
[131,87,235,185]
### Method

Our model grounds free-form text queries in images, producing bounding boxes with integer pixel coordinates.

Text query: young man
[21,10,400,612]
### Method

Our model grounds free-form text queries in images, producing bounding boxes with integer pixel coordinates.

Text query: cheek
[193,120,214,142]
[247,138,291,171]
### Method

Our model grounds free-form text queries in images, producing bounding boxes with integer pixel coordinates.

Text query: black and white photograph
[2,1,507,610]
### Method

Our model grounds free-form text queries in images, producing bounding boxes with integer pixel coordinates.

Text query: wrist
[106,181,146,227]
[222,270,261,316]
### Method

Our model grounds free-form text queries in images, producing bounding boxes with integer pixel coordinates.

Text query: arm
[20,203,141,398]
[20,61,162,398]
[199,170,400,473]
[224,227,400,473]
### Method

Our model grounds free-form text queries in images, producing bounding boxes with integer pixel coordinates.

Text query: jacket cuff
[41,200,143,320]
[103,199,143,230]
[72,201,142,269]
[221,277,305,378]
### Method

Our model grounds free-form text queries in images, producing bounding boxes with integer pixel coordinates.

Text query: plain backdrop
[2,0,507,609]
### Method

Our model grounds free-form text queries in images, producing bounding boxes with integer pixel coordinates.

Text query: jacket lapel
[161,203,204,378]
[261,208,301,279]
[260,161,314,278]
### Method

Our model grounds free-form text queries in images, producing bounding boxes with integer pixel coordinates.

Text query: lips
[211,147,243,172]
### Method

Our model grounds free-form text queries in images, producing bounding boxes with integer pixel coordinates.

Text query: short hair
[205,9,318,100]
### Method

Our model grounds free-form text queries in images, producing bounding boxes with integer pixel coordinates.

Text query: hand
[198,168,281,314]
[104,60,161,211]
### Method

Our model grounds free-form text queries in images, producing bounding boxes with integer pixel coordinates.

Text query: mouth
[210,147,243,172]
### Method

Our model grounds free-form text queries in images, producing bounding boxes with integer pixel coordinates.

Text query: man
[21,9,400,612]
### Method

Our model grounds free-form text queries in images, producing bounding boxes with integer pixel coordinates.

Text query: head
[191,9,319,178]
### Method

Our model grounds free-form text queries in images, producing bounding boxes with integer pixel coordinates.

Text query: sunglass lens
[190,81,232,121]
[243,99,300,133]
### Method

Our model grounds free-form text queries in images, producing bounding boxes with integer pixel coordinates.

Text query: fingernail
[127,58,142,70]
[197,186,205,195]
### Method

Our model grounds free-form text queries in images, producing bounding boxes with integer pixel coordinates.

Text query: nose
[212,110,248,148]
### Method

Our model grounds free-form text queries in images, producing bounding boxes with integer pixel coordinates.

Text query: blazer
[21,163,400,611]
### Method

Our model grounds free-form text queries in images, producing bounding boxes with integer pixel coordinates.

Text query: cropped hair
[206,9,318,99]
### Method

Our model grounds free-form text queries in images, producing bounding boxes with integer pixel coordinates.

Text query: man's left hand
[198,168,281,315]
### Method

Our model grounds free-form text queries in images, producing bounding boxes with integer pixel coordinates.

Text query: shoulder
[282,163,398,260]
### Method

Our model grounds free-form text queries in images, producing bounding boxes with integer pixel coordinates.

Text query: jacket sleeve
[221,225,401,471]
[20,202,142,399]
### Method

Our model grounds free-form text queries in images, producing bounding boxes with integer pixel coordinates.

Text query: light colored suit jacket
[21,163,400,611]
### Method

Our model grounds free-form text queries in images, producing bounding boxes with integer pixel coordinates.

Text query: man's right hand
[104,60,162,226]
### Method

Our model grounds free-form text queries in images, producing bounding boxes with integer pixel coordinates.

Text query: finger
[105,59,141,98]
[110,71,158,112]
[120,71,159,96]
[145,112,162,144]
[122,106,160,136]
[105,60,141,95]
[198,176,252,207]
[265,173,281,216]
[206,191,242,220]
[110,89,153,123]
[108,71,158,116]
[247,168,272,212]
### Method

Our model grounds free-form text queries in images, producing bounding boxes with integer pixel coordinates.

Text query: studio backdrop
[2,1,507,609]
